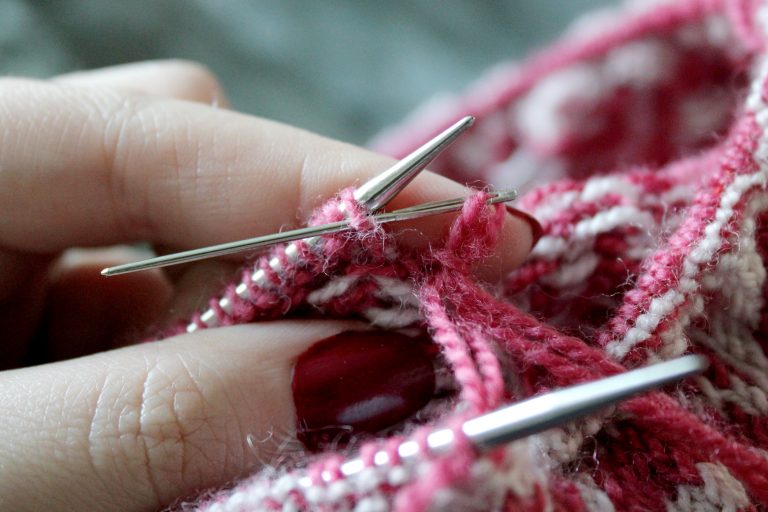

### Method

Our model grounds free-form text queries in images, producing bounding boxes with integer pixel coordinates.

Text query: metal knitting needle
[308,354,707,483]
[113,115,475,331]
[353,115,474,211]
[459,354,706,450]
[102,115,474,278]
[101,189,516,277]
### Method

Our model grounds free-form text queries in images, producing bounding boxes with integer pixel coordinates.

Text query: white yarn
[372,277,419,308]
[327,480,353,502]
[573,474,616,512]
[580,176,642,203]
[307,275,359,305]
[652,192,768,361]
[363,306,422,328]
[532,206,655,260]
[353,495,389,512]
[387,466,410,487]
[536,414,607,465]
[697,463,751,511]
[281,500,300,512]
[666,463,750,512]
[607,167,768,358]
[355,467,384,494]
[696,375,768,415]
[541,251,600,288]
[692,320,768,385]
[604,38,676,86]
[515,63,605,149]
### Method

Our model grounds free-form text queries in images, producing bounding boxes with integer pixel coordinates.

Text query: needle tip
[354,115,476,211]
[100,268,112,277]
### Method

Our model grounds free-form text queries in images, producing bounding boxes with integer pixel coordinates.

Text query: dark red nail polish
[506,206,543,248]
[292,330,436,451]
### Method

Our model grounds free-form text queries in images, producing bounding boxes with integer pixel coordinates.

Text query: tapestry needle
[102,189,516,276]
[305,354,707,483]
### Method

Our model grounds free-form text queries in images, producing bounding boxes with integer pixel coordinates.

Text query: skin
[0,60,534,511]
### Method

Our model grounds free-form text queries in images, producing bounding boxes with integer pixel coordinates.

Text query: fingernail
[292,330,436,451]
[506,206,543,248]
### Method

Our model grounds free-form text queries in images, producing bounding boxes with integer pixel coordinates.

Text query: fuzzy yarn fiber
[179,1,768,510]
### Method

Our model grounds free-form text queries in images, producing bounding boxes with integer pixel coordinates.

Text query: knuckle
[169,59,218,82]
[165,59,225,101]
[135,355,225,495]
[89,353,236,505]
[97,93,159,239]
[96,85,207,242]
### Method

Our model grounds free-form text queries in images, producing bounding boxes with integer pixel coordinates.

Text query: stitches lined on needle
[176,0,768,509]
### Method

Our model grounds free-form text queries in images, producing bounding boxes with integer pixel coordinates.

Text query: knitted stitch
[174,0,768,509]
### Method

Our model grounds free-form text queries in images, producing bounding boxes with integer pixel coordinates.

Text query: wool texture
[174,0,768,510]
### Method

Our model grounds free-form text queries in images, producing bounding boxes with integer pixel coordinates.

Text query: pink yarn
[393,420,475,512]
[170,0,768,509]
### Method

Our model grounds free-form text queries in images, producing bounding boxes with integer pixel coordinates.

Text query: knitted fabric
[179,0,768,510]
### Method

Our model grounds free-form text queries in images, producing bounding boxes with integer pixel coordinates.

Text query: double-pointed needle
[101,188,516,276]
[97,114,709,466]
[102,116,477,277]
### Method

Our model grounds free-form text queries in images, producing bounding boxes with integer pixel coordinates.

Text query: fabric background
[0,0,609,143]
[175,1,768,509]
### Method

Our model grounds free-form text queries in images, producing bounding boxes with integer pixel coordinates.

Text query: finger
[0,79,536,279]
[0,64,229,363]
[43,247,174,362]
[0,321,437,511]
[54,60,230,106]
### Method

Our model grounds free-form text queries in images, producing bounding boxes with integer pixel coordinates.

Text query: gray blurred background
[0,0,612,144]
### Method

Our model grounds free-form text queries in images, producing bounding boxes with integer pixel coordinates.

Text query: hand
[0,60,537,511]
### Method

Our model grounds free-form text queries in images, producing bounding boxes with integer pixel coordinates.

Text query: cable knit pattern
[175,1,768,509]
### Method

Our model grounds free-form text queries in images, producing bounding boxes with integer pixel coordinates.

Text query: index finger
[0,79,534,276]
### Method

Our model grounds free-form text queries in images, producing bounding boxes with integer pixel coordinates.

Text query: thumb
[0,321,437,512]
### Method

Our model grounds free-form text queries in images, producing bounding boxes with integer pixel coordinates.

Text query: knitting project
[181,0,768,510]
